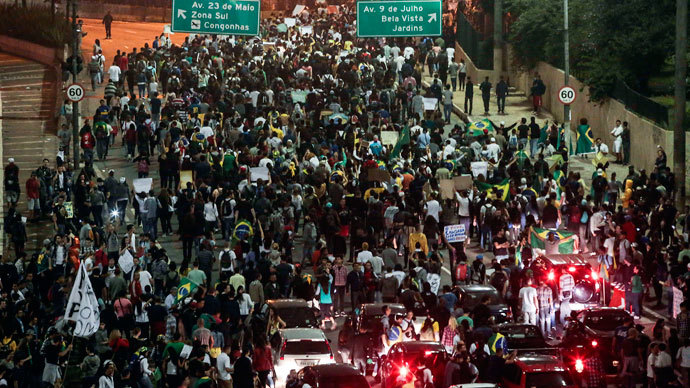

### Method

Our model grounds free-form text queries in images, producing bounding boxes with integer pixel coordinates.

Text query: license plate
[297,360,318,366]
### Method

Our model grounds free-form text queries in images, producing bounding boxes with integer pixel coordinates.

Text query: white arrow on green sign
[171,0,260,36]
[356,0,442,37]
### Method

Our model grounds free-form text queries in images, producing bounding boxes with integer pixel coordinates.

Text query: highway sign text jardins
[357,0,442,37]
[171,0,260,35]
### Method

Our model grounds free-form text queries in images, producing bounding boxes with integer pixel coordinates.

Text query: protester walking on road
[479,76,492,116]
[464,77,474,115]
[103,11,113,39]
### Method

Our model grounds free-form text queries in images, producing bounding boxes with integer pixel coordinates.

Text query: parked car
[267,299,320,328]
[296,364,371,388]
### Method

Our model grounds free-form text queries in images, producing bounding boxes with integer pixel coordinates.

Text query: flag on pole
[64,263,100,337]
[389,126,410,161]
[176,277,199,303]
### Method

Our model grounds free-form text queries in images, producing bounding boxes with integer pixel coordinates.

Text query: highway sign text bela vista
[172,0,260,35]
[357,0,442,37]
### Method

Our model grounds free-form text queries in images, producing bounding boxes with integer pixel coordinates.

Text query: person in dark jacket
[496,76,508,114]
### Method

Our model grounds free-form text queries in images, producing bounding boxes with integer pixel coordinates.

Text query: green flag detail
[389,126,410,161]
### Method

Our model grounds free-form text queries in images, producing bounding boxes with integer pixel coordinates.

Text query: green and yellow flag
[176,277,198,302]
[529,227,577,254]
[467,119,494,137]
[389,126,410,161]
[475,178,510,201]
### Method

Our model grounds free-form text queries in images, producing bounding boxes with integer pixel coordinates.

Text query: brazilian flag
[233,219,254,241]
[389,126,410,161]
[176,277,198,302]
[529,227,577,254]
[515,150,529,169]
[467,119,494,137]
[475,178,510,201]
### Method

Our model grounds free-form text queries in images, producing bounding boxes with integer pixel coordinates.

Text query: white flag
[65,263,100,337]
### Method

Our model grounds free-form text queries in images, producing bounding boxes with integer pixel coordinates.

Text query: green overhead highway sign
[171,0,260,35]
[356,0,442,37]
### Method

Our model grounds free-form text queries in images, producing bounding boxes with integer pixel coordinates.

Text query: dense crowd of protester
[1,4,690,388]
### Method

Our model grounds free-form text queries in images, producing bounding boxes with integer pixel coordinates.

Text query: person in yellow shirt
[409,224,428,257]
[621,180,633,209]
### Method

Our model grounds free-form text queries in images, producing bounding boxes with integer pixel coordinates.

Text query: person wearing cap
[98,360,115,388]
[486,137,501,162]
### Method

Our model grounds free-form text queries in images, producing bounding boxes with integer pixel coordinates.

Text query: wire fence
[612,78,670,127]
[455,11,493,70]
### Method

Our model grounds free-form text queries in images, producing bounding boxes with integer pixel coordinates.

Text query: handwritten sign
[444,224,466,243]
[380,131,399,146]
[470,161,488,179]
[422,97,438,111]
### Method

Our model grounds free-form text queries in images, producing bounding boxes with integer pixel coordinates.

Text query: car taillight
[506,307,513,319]
[575,359,584,373]
[568,266,576,272]
[280,341,286,361]
[399,366,408,378]
[326,341,333,359]
[591,340,598,347]
[591,271,599,280]
[547,271,555,281]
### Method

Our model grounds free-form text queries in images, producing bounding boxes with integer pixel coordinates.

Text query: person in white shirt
[653,343,673,386]
[98,361,115,388]
[442,139,455,160]
[164,287,176,311]
[594,137,609,155]
[519,279,539,325]
[137,268,153,292]
[485,137,501,163]
[217,345,234,388]
[425,194,441,222]
[356,242,374,268]
[203,200,219,233]
[677,338,690,387]
[610,119,624,163]
[107,62,121,84]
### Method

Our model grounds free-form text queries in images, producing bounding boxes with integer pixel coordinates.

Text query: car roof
[538,254,588,266]
[514,353,568,372]
[581,307,632,316]
[307,363,363,377]
[281,328,327,340]
[457,285,497,293]
[267,299,309,308]
[498,323,540,331]
[361,303,406,315]
[399,341,446,352]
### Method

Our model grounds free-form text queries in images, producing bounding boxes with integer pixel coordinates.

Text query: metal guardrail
[612,78,670,127]
[455,11,493,70]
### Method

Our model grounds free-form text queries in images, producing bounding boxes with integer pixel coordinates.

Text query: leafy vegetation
[0,4,71,48]
[506,0,678,102]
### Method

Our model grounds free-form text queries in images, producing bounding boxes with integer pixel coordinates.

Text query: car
[267,299,320,328]
[573,307,634,373]
[456,285,511,323]
[275,328,334,383]
[529,254,601,311]
[296,363,371,388]
[498,323,555,354]
[379,341,448,388]
[501,353,577,388]
[348,303,411,376]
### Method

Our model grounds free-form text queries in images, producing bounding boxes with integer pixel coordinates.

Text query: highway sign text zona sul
[171,0,260,35]
[357,0,442,37]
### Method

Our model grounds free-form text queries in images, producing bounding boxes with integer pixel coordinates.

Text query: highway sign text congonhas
[171,0,260,35]
[357,0,442,37]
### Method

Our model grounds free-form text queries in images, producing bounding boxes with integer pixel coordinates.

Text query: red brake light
[591,340,598,347]
[591,271,599,280]
[280,341,286,361]
[326,341,333,359]
[575,359,584,373]
[547,271,555,281]
[568,266,576,272]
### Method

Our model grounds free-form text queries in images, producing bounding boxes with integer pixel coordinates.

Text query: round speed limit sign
[558,86,576,105]
[66,83,85,102]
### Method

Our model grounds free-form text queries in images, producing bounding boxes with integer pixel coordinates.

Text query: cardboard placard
[422,97,438,111]
[368,168,391,182]
[299,25,313,35]
[470,161,488,179]
[118,250,134,274]
[444,224,467,243]
[291,90,308,104]
[454,175,473,191]
[380,131,399,146]
[180,170,194,189]
[133,178,153,194]
[439,179,455,199]
[250,166,270,182]
[284,17,297,27]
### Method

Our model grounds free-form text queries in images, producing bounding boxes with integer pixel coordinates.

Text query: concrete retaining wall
[0,35,64,67]
[80,3,172,23]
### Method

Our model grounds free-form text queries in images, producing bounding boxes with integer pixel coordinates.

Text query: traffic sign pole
[171,0,260,35]
[70,0,80,171]
[356,0,442,37]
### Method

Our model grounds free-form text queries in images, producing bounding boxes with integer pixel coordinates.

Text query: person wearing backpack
[124,123,137,161]
[94,121,110,160]
[455,259,471,285]
[88,56,101,91]
[134,153,150,178]
[470,255,486,284]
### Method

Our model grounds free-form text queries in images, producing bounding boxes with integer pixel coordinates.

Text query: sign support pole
[563,0,571,157]
[71,0,80,171]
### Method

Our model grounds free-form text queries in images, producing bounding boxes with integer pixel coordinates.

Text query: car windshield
[283,340,329,355]
[276,307,315,328]
[318,375,369,388]
[583,312,630,332]
[462,289,501,309]
[525,372,574,387]
[403,350,444,366]
[500,326,547,347]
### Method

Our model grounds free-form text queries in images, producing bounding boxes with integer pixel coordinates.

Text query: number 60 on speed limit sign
[66,83,85,103]
[558,86,576,105]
